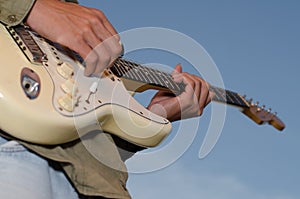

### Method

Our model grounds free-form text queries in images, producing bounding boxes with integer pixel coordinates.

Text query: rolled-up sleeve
[0,0,36,26]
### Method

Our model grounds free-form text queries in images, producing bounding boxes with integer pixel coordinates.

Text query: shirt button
[7,15,17,23]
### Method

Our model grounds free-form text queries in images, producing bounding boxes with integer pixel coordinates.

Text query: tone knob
[61,78,78,97]
[58,95,75,112]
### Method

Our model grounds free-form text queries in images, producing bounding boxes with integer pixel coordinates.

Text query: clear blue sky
[80,1,299,198]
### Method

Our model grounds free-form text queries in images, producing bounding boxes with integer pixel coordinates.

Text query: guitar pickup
[7,25,47,65]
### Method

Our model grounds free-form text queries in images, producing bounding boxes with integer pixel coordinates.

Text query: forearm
[0,0,36,26]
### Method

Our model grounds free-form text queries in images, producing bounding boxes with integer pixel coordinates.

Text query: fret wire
[112,60,123,77]
[146,67,165,86]
[117,61,128,76]
[150,69,184,93]
[225,91,236,104]
[211,88,224,102]
[164,73,182,91]
[210,86,248,107]
[127,61,140,81]
[123,59,157,84]
[211,87,227,102]
[132,67,144,82]
[152,69,169,89]
[135,64,153,83]
[162,72,177,90]
[227,91,241,105]
[154,68,180,92]
[209,86,221,101]
[118,60,135,79]
[113,60,249,107]
[227,90,247,107]
[158,72,176,91]
[216,88,227,101]
[138,65,156,84]
[125,67,137,80]
[144,68,156,84]
[129,61,149,83]
[136,62,176,90]
[118,59,182,93]
[142,66,161,85]
[160,72,176,90]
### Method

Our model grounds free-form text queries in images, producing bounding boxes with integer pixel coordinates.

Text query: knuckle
[95,9,105,17]
[114,34,121,42]
[92,9,107,21]
[89,15,100,26]
[63,34,85,54]
[81,26,91,35]
[112,42,123,57]
[189,81,195,88]
[73,33,84,44]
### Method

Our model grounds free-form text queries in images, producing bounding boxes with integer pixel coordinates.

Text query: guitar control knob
[58,95,75,112]
[89,81,99,94]
[61,78,78,97]
[57,62,74,79]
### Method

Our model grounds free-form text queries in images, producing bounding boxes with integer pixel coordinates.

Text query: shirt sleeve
[0,0,36,26]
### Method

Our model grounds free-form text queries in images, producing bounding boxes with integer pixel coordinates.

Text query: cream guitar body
[0,24,285,147]
[0,24,171,147]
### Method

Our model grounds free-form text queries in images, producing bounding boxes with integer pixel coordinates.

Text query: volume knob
[57,62,74,79]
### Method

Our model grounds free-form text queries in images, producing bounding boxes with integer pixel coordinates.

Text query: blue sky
[80,1,299,198]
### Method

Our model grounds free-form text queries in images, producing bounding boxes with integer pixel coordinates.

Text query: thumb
[172,63,182,75]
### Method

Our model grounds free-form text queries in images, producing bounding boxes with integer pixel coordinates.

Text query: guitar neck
[111,58,249,109]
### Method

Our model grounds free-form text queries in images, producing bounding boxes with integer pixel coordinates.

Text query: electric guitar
[0,24,285,147]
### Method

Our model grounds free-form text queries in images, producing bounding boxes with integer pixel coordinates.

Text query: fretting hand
[147,64,211,122]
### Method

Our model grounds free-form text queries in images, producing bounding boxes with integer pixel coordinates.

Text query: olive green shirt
[0,0,140,198]
[0,0,36,26]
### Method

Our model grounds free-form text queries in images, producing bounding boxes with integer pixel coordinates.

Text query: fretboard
[111,58,249,109]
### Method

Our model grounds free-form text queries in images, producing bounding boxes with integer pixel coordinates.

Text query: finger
[84,38,122,76]
[92,21,113,41]
[85,10,123,63]
[174,64,182,73]
[90,9,121,45]
[83,31,122,75]
[198,79,210,114]
[82,28,102,49]
[102,35,124,60]
[63,32,96,76]
[91,43,111,75]
[171,64,182,76]
[84,50,99,76]
[92,9,119,36]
